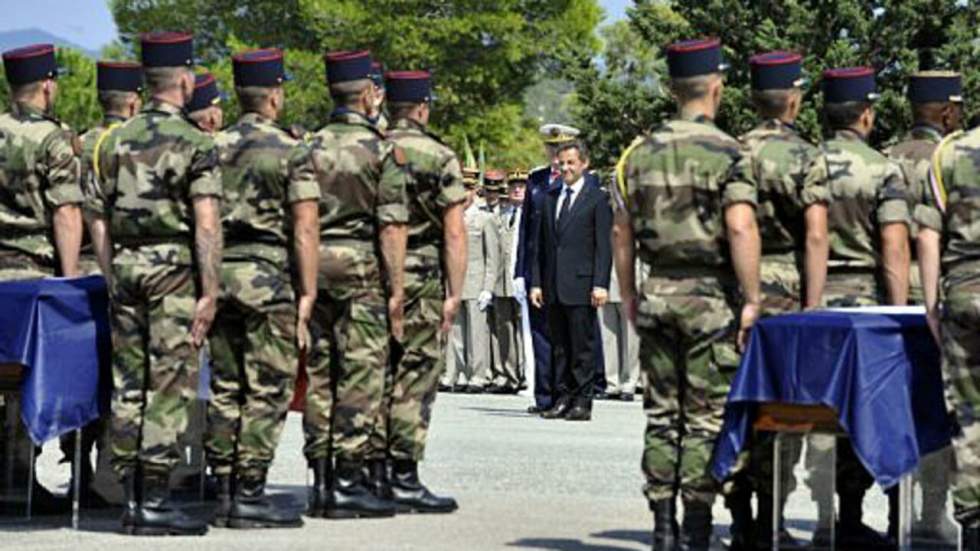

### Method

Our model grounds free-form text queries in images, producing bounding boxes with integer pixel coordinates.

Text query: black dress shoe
[540,399,571,419]
[464,385,485,394]
[527,404,546,414]
[594,391,611,400]
[621,392,635,402]
[564,405,592,421]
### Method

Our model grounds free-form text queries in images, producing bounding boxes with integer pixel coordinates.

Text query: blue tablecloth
[0,276,111,444]
[711,308,953,489]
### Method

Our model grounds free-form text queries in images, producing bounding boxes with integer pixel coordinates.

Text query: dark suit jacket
[515,167,555,282]
[531,178,613,306]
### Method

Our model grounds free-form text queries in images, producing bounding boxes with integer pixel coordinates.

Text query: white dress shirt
[555,176,585,222]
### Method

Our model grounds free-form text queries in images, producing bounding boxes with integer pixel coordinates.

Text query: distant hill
[0,28,98,58]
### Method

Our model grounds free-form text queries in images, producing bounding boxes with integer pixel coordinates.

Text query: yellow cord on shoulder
[615,136,645,204]
[92,122,122,183]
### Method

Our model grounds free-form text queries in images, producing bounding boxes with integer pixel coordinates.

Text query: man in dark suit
[530,141,613,421]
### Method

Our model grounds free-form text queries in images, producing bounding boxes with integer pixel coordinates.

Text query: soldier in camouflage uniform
[612,38,761,551]
[369,61,388,133]
[365,70,466,513]
[0,43,84,513]
[727,52,830,549]
[93,32,222,536]
[916,73,980,551]
[289,49,410,519]
[886,71,963,545]
[186,72,225,134]
[805,67,912,548]
[204,48,319,529]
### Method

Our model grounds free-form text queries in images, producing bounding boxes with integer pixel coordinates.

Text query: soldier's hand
[530,287,544,309]
[926,305,942,347]
[389,294,405,341]
[190,295,218,348]
[736,301,761,353]
[441,295,461,334]
[591,288,608,308]
[296,295,315,352]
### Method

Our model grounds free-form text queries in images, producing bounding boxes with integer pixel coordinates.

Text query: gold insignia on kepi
[507,170,529,183]
[462,167,480,188]
[539,123,580,145]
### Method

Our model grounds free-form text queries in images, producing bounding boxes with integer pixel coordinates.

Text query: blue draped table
[0,276,111,444]
[711,307,953,489]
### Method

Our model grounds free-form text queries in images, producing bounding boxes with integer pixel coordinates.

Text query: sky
[2,0,630,51]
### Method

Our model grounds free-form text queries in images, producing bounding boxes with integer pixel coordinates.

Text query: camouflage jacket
[0,101,84,265]
[79,115,126,217]
[822,129,910,272]
[215,112,320,265]
[616,114,756,280]
[289,109,410,289]
[737,119,829,263]
[886,124,944,241]
[95,100,222,261]
[922,127,980,289]
[385,117,466,271]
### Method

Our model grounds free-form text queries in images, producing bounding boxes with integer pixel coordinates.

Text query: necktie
[558,187,573,227]
[508,207,516,227]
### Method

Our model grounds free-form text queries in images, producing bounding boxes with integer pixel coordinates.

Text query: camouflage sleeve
[286,143,321,204]
[918,141,957,232]
[435,154,466,209]
[187,134,223,198]
[800,150,831,206]
[876,160,911,225]
[40,127,83,207]
[376,142,410,225]
[721,148,758,207]
[614,136,645,214]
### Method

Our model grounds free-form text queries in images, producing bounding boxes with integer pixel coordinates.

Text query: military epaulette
[614,135,647,202]
[929,129,965,214]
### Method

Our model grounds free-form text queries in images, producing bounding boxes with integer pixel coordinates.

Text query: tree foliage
[570,0,980,169]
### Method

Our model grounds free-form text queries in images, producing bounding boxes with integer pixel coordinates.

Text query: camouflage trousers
[108,245,199,478]
[637,276,740,506]
[369,275,446,461]
[941,286,980,513]
[205,257,298,478]
[303,284,390,463]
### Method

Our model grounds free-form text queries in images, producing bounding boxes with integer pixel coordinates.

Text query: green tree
[571,0,980,169]
[108,0,603,168]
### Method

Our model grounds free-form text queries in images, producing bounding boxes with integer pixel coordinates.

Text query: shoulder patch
[392,145,407,166]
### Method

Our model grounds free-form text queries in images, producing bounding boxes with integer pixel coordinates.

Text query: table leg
[27,442,33,522]
[772,432,782,551]
[72,428,81,530]
[897,474,912,551]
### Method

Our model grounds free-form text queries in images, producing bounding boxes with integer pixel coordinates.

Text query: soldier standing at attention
[94,32,223,536]
[369,61,388,132]
[612,38,761,550]
[204,48,319,530]
[804,67,911,548]
[371,70,467,513]
[0,43,84,513]
[185,72,225,134]
[886,70,963,545]
[290,49,410,520]
[725,51,830,550]
[918,75,980,551]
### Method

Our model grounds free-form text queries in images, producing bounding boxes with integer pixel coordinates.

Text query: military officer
[483,169,505,211]
[444,171,499,393]
[806,67,911,548]
[93,32,222,536]
[886,70,963,545]
[724,51,831,550]
[488,170,527,394]
[204,48,319,529]
[0,43,84,513]
[289,49,410,519]
[186,71,225,134]
[369,70,467,513]
[612,38,761,550]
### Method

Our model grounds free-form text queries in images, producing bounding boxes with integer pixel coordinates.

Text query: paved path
[9,393,901,550]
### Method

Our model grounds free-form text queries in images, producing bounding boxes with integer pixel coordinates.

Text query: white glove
[513,278,527,301]
[477,290,493,311]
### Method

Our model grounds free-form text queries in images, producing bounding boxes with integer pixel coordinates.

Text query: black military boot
[210,473,233,528]
[725,489,754,551]
[650,499,679,551]
[228,472,303,529]
[120,470,140,530]
[390,459,457,514]
[366,458,393,501]
[128,473,208,536]
[307,458,331,518]
[326,459,395,519]
[838,490,890,548]
[679,501,712,551]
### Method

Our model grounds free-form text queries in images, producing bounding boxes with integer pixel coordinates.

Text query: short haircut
[388,100,424,121]
[751,89,794,119]
[823,101,870,130]
[669,74,717,103]
[10,81,45,101]
[329,78,371,106]
[144,66,188,92]
[236,85,275,113]
[556,140,589,161]
[98,90,137,114]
